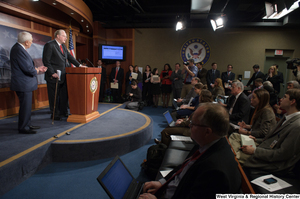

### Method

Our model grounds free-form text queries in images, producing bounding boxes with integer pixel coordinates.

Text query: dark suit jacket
[42,40,80,84]
[158,138,241,199]
[110,67,124,86]
[244,114,300,173]
[197,68,207,85]
[246,71,264,87]
[264,74,281,93]
[206,69,220,90]
[227,92,251,124]
[10,43,37,92]
[170,69,183,89]
[100,66,106,85]
[221,71,235,85]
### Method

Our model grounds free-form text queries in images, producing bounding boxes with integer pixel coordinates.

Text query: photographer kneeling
[124,80,142,111]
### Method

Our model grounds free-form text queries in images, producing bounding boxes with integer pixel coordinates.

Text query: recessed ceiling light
[86,25,88,28]
[33,0,39,2]
[87,30,89,32]
[81,19,84,22]
[71,12,74,15]
[53,2,56,5]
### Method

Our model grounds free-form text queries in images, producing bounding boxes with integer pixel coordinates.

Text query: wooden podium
[66,67,102,123]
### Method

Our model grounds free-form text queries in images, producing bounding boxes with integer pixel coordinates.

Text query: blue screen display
[101,160,133,199]
[102,45,124,60]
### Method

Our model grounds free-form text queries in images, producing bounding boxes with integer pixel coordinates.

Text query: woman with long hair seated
[155,89,213,146]
[212,78,225,100]
[172,83,207,119]
[229,88,276,164]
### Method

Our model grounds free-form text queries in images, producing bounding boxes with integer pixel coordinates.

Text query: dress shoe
[19,129,37,134]
[29,125,40,129]
[154,138,161,144]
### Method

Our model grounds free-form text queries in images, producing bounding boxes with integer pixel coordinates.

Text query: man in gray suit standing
[43,29,85,120]
[243,89,300,173]
[10,31,47,134]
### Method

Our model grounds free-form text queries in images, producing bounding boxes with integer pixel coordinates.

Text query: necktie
[115,67,119,80]
[228,72,230,76]
[212,70,215,83]
[60,45,64,54]
[154,149,205,197]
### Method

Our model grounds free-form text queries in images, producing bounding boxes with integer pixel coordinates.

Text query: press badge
[270,140,278,148]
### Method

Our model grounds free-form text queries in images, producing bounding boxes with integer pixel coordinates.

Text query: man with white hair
[10,31,47,134]
[226,81,250,124]
[43,29,85,120]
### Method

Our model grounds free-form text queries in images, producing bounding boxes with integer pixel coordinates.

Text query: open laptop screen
[101,159,133,199]
[163,111,174,125]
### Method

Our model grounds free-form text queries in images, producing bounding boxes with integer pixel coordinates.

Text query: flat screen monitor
[99,44,126,61]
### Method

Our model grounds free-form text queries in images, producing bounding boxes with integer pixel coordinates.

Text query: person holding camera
[124,80,142,111]
[180,59,198,98]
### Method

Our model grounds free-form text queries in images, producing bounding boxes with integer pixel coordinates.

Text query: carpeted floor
[0,105,172,199]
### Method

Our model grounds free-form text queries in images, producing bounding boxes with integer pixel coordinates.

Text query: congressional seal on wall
[180,38,211,65]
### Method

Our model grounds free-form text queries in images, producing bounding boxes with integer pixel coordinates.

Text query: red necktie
[115,67,118,80]
[60,45,64,54]
[154,149,205,196]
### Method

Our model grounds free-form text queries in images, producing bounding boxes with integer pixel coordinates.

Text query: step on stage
[0,103,153,196]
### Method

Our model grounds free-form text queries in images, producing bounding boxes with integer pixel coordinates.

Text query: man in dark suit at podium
[10,31,47,134]
[221,64,235,95]
[110,61,124,103]
[43,29,84,120]
[97,59,106,102]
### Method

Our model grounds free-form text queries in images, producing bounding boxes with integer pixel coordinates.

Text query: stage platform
[0,103,153,196]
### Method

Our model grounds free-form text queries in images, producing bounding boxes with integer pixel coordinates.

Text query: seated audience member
[264,65,280,94]
[219,81,251,124]
[173,84,205,119]
[246,64,264,89]
[124,80,142,111]
[241,89,300,173]
[248,78,263,99]
[176,77,200,106]
[263,84,278,107]
[273,81,299,118]
[229,89,276,164]
[139,103,241,199]
[287,80,300,89]
[156,89,213,146]
[212,78,225,100]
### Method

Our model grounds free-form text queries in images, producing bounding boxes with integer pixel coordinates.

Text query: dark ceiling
[83,0,300,29]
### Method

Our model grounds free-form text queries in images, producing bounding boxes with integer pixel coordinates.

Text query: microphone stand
[86,58,95,67]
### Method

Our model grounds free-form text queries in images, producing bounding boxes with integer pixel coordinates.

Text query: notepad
[110,82,119,89]
[241,134,256,149]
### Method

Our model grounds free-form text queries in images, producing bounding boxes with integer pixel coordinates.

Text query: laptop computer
[97,156,144,199]
[163,110,176,127]
[172,99,180,110]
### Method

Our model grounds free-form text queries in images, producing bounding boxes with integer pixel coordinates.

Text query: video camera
[286,58,300,69]
[183,61,189,66]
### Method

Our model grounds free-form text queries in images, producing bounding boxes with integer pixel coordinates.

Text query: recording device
[263,177,277,184]
[286,58,300,69]
[183,61,189,66]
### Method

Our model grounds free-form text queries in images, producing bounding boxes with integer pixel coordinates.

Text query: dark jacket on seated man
[140,103,241,199]
[243,89,300,174]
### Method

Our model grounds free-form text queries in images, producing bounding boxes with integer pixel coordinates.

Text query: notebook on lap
[97,156,144,199]
[163,110,176,127]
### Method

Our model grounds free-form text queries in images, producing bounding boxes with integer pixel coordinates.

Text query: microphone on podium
[86,58,95,67]
[78,59,82,64]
